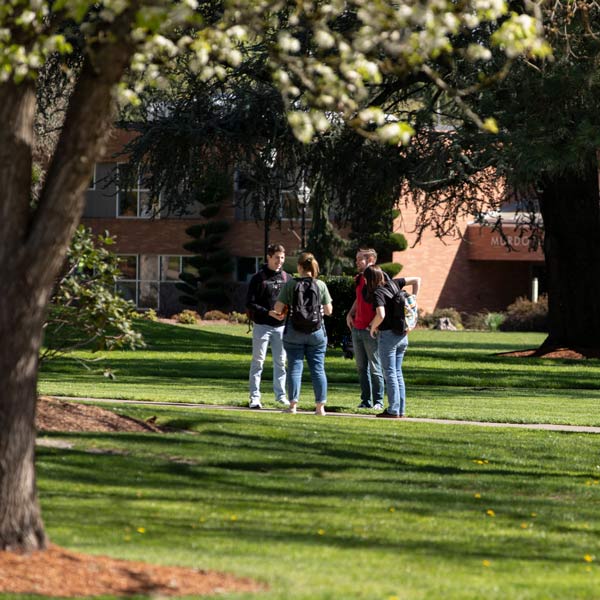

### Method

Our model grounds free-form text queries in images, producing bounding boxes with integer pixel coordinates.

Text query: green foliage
[42,226,144,362]
[321,275,355,347]
[203,310,229,321]
[379,262,403,278]
[465,311,506,331]
[133,308,158,322]
[174,309,199,324]
[177,212,234,313]
[228,311,250,324]
[421,307,464,329]
[500,295,548,332]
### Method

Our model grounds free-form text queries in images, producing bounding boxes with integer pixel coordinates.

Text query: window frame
[116,163,161,219]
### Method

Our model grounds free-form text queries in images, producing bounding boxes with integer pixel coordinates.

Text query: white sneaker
[249,400,262,409]
[276,397,291,407]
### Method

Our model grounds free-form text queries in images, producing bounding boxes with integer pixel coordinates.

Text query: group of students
[246,244,420,418]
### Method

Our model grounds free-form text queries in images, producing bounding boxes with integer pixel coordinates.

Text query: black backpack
[389,279,410,336]
[290,277,323,333]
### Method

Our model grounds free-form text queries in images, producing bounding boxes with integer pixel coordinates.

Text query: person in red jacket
[345,248,385,410]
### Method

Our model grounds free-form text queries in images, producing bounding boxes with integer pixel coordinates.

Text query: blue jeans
[249,324,287,403]
[283,325,328,404]
[351,327,384,406]
[377,329,409,416]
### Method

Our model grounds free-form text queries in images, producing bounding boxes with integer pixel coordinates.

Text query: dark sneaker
[357,403,373,409]
[376,411,401,419]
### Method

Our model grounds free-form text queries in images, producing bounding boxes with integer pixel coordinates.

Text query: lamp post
[297,182,310,250]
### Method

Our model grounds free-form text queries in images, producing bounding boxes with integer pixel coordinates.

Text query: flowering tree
[0,0,546,551]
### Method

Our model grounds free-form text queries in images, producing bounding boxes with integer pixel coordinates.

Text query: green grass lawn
[26,322,600,599]
[34,406,600,600]
[38,321,600,426]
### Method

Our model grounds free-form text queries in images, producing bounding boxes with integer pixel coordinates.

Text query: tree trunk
[538,157,600,349]
[0,285,48,550]
[0,6,140,552]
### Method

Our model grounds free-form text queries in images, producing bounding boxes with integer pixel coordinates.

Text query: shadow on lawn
[37,425,600,567]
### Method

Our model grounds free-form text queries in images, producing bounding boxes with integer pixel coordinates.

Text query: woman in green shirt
[274,252,333,415]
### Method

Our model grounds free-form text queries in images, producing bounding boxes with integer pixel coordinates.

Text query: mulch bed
[36,396,164,433]
[497,347,600,360]
[1,397,265,597]
[0,545,263,597]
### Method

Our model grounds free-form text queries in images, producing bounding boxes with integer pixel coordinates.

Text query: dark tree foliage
[119,51,420,273]
[175,172,235,313]
[395,1,600,350]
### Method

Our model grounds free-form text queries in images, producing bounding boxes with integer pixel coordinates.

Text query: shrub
[379,262,403,278]
[320,275,355,347]
[499,295,548,332]
[43,226,144,362]
[421,307,463,329]
[203,309,229,321]
[465,311,506,331]
[175,309,199,324]
[134,309,158,322]
[229,311,250,324]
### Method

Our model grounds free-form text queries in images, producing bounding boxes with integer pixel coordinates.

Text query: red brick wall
[81,215,309,258]
[393,203,542,314]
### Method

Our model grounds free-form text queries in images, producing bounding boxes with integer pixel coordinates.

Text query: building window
[236,256,261,282]
[116,163,159,218]
[116,254,138,304]
[160,256,199,281]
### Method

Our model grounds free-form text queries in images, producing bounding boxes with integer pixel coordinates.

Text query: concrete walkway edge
[49,396,600,434]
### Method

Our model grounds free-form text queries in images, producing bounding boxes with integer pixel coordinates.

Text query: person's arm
[346,299,357,329]
[274,300,287,317]
[400,276,421,297]
[370,306,385,337]
[273,282,290,318]
[323,303,333,316]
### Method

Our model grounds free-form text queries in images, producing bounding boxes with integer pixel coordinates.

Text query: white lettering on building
[490,235,530,248]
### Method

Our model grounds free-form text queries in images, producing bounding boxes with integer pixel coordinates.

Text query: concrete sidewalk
[51,396,600,434]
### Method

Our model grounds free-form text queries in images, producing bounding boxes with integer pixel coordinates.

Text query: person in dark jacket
[246,243,290,409]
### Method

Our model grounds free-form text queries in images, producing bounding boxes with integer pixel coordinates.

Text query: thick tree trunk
[0,6,139,552]
[0,294,48,550]
[538,157,600,349]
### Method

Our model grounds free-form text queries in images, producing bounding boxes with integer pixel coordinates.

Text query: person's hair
[298,252,320,278]
[358,248,377,263]
[363,265,385,301]
[267,243,286,256]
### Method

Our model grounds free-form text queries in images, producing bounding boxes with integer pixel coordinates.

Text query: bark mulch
[7,397,265,597]
[497,346,600,360]
[0,545,263,597]
[36,396,163,433]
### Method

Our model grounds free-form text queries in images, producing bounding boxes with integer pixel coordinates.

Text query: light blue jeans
[249,323,287,404]
[377,329,409,416]
[283,325,328,404]
[351,327,384,406]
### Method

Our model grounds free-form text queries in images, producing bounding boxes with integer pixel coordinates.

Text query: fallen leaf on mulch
[0,545,264,597]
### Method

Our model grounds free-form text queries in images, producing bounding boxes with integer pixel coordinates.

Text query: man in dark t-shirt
[246,244,290,409]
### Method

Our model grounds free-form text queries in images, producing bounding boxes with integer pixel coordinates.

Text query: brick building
[393,202,545,314]
[82,130,311,314]
[82,130,545,315]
